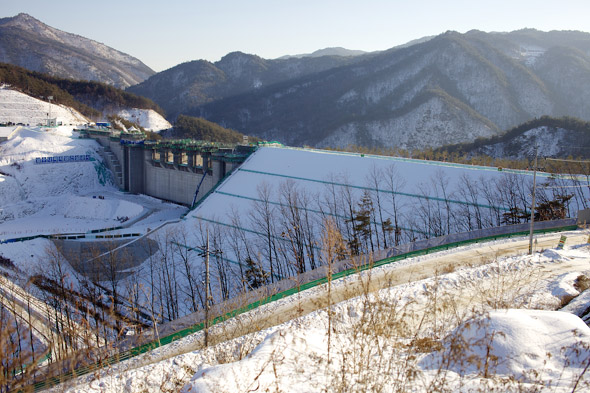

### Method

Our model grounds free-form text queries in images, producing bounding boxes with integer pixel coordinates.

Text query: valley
[1,11,590,392]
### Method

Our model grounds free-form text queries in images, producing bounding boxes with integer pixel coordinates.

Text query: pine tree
[244,257,268,289]
[348,191,375,254]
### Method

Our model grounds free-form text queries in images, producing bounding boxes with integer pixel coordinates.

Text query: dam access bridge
[81,127,261,206]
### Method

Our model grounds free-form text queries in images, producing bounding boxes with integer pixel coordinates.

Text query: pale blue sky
[2,0,589,72]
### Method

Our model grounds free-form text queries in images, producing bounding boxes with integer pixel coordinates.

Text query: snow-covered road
[53,230,590,392]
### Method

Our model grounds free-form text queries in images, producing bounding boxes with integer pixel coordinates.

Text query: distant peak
[1,13,46,28]
[14,13,36,20]
[279,47,367,59]
[216,51,264,67]
[219,51,260,61]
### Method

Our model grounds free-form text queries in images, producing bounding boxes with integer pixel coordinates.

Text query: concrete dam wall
[87,129,256,206]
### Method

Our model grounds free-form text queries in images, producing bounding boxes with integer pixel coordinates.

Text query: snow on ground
[0,125,186,270]
[0,85,88,125]
[167,145,588,306]
[117,108,172,132]
[0,237,59,275]
[60,241,590,393]
[420,309,590,382]
[3,122,590,391]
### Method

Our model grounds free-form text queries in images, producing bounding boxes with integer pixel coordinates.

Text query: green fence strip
[29,223,578,392]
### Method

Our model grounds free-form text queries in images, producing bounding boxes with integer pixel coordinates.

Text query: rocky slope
[440,116,590,160]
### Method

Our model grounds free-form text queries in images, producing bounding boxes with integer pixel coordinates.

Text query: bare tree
[479,176,503,227]
[171,227,201,314]
[279,180,307,273]
[457,174,483,231]
[383,164,407,246]
[250,182,281,283]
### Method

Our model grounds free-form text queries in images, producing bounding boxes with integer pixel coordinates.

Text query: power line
[545,157,590,164]
[540,185,590,189]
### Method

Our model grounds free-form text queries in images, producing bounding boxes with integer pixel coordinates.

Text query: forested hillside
[164,114,254,143]
[439,116,590,159]
[129,29,590,151]
[0,62,164,120]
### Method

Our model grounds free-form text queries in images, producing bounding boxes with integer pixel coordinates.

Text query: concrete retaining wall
[54,237,159,281]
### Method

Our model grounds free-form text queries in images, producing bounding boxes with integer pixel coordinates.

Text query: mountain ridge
[0,13,154,88]
[127,29,590,151]
[3,14,590,152]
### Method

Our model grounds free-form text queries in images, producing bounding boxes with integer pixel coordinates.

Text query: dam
[82,127,259,206]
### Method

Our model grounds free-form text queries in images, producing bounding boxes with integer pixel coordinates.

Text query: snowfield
[0,85,88,125]
[0,125,185,244]
[117,108,172,132]
[1,121,590,392]
[57,239,590,393]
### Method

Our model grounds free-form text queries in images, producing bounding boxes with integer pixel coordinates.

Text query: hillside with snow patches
[0,85,171,131]
[116,107,172,132]
[0,85,88,125]
[1,126,590,392]
[0,13,155,88]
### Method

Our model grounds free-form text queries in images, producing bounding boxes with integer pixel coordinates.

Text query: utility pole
[173,226,221,347]
[196,227,221,347]
[529,146,538,255]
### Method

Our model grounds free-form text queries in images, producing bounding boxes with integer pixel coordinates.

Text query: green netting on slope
[238,168,511,211]
[214,190,427,235]
[92,160,112,186]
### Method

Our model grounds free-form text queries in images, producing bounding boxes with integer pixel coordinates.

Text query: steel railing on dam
[26,219,580,392]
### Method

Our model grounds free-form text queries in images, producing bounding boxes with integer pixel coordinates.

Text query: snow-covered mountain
[0,13,155,88]
[130,29,590,151]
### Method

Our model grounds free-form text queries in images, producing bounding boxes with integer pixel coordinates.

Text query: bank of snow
[420,309,590,383]
[116,108,171,131]
[62,243,590,393]
[0,85,88,125]
[0,125,185,268]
